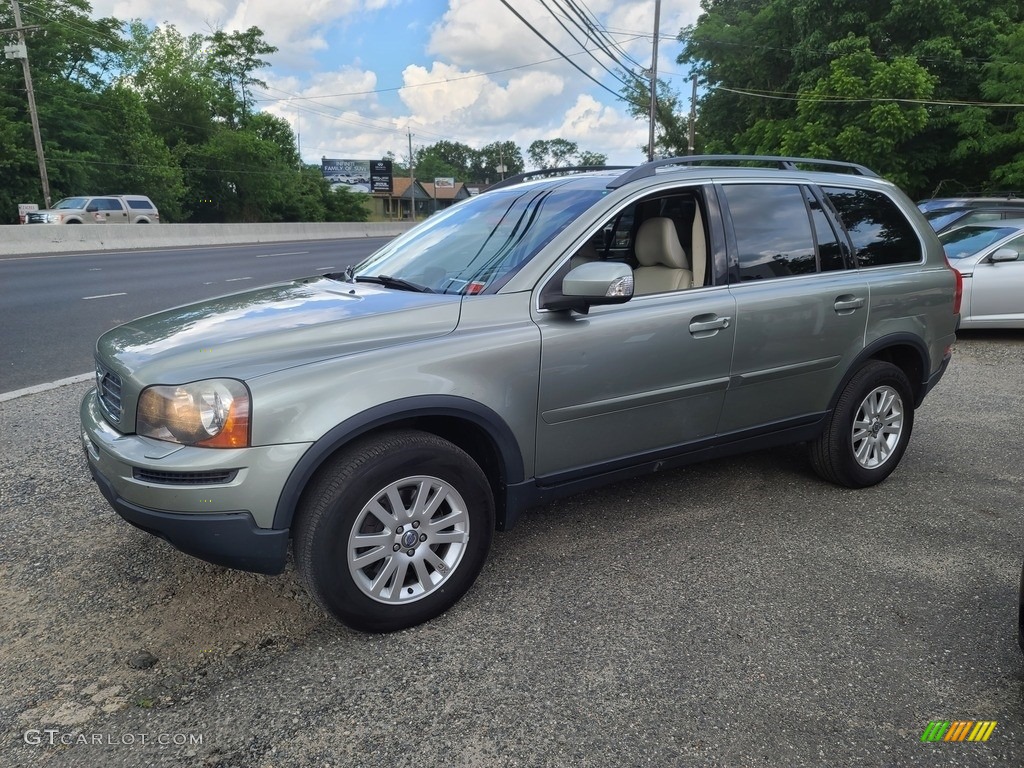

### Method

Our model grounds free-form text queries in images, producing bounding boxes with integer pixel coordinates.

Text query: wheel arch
[272,396,526,533]
[830,334,930,412]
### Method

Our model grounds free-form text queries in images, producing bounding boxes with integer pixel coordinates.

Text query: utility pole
[6,0,50,207]
[688,73,698,155]
[407,128,416,221]
[647,0,661,162]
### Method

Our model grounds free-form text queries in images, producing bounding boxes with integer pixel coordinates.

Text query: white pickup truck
[25,195,160,224]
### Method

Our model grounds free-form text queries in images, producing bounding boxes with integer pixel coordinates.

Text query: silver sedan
[939,219,1024,328]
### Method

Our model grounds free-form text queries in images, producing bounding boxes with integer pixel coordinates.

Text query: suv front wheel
[293,430,495,632]
[810,360,915,488]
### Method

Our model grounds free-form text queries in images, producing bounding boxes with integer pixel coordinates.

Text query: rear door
[92,198,128,223]
[718,182,868,433]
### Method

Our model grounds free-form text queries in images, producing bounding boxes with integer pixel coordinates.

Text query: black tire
[810,361,915,488]
[293,430,494,632]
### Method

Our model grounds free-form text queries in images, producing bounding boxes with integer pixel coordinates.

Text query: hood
[96,276,463,385]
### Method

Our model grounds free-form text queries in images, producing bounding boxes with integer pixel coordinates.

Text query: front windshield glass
[939,225,1018,260]
[354,183,605,294]
[53,197,88,209]
[924,208,966,231]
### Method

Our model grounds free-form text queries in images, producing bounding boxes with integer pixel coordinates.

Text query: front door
[534,287,736,479]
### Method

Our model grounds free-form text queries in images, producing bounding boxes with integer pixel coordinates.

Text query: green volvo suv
[81,156,960,632]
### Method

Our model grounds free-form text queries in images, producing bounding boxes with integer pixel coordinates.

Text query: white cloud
[87,1,705,168]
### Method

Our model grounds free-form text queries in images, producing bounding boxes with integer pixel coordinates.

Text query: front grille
[95,360,123,424]
[26,213,48,224]
[132,468,238,485]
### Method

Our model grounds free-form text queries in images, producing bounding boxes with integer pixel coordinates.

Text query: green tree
[779,37,935,190]
[618,75,690,158]
[527,139,607,169]
[94,85,186,220]
[206,26,277,127]
[119,21,217,148]
[677,0,1024,197]
[476,140,524,180]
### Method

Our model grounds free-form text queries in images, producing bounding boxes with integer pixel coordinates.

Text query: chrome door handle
[689,316,731,333]
[834,296,865,313]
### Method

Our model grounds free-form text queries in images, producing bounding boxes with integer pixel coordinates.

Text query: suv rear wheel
[810,360,914,488]
[293,430,494,632]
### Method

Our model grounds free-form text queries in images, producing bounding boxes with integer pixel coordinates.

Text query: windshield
[939,225,1019,260]
[53,197,88,209]
[924,208,967,231]
[353,183,605,294]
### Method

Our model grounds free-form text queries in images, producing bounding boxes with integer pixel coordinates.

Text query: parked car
[923,205,1024,234]
[917,195,1024,214]
[81,155,959,632]
[938,219,1024,328]
[25,195,159,224]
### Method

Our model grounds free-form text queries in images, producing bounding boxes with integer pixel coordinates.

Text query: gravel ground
[1,331,1022,767]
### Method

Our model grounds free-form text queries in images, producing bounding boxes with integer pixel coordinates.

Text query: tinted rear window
[824,187,922,267]
[127,199,155,209]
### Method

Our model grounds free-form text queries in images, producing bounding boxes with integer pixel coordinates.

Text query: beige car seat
[633,217,693,295]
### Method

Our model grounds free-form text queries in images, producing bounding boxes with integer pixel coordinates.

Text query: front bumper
[80,389,310,574]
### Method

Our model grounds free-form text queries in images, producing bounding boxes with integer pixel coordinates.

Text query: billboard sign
[322,158,371,192]
[434,177,455,189]
[370,160,393,194]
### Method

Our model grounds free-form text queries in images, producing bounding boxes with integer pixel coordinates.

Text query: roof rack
[607,154,879,189]
[487,165,632,192]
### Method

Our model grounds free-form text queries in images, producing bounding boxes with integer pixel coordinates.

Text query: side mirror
[990,247,1019,263]
[85,204,98,212]
[541,261,634,313]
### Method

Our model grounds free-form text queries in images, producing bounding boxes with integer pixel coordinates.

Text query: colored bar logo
[921,721,997,742]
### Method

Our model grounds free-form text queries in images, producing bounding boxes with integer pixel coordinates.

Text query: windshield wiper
[355,274,435,293]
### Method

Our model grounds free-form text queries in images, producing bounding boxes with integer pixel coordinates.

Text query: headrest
[635,217,690,269]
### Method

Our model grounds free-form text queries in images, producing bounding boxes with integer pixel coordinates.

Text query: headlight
[45,214,62,223]
[137,379,250,448]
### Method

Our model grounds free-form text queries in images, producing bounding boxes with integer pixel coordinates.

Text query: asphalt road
[0,239,386,393]
[0,331,1022,767]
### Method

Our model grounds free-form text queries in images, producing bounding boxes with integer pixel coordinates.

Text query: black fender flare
[827,334,931,412]
[271,395,526,531]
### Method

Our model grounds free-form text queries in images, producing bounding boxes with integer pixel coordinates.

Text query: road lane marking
[225,277,252,282]
[315,266,336,270]
[255,251,309,258]
[0,372,94,403]
[82,292,127,300]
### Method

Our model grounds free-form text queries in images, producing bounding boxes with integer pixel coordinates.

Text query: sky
[88,0,703,171]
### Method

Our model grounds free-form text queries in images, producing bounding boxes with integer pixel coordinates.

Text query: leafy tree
[476,140,524,180]
[324,184,371,222]
[779,37,935,190]
[205,26,277,127]
[619,75,691,158]
[676,0,1024,197]
[527,139,607,169]
[94,85,186,220]
[119,21,217,148]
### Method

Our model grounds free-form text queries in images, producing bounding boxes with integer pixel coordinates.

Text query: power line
[496,0,647,110]
[713,84,1024,109]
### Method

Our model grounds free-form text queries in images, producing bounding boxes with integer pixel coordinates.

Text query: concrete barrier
[0,221,417,257]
